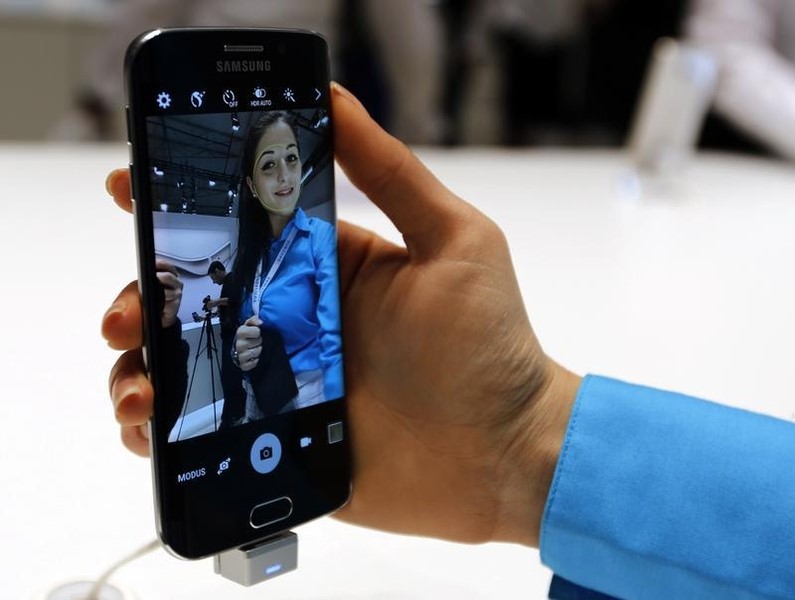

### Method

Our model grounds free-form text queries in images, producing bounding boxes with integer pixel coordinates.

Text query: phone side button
[129,163,138,201]
[249,496,293,530]
[125,106,132,142]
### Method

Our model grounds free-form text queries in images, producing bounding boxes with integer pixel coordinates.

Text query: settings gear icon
[156,91,172,109]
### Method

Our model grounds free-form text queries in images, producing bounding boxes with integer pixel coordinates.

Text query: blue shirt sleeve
[540,375,795,600]
[310,218,344,399]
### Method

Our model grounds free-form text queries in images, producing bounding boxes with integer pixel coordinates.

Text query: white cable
[85,538,160,600]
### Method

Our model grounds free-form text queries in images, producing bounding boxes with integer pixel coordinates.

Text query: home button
[250,497,293,529]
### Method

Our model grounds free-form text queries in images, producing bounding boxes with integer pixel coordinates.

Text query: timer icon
[222,89,237,106]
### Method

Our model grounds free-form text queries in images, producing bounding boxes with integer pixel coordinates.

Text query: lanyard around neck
[252,226,299,316]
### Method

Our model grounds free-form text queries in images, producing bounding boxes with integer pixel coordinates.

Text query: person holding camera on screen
[204,261,247,429]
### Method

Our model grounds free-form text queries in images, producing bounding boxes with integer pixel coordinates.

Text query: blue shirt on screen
[239,208,344,400]
[541,376,795,599]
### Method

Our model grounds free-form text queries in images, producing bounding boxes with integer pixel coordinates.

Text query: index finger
[154,259,179,278]
[155,262,182,294]
[106,168,132,213]
[237,324,261,340]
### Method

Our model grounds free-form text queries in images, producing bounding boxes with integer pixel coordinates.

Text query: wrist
[493,360,581,547]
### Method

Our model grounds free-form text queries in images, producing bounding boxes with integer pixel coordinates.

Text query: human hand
[155,259,182,328]
[235,316,263,372]
[102,83,581,547]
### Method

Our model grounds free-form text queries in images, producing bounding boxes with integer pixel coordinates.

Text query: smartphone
[125,28,351,559]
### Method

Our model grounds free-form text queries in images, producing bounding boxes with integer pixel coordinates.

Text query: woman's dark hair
[226,111,300,327]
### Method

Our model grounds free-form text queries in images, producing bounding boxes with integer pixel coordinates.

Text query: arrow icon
[315,88,322,101]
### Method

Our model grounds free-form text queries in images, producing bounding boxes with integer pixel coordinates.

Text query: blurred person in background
[484,0,611,146]
[60,0,443,144]
[686,0,795,160]
[439,0,605,146]
[439,0,688,146]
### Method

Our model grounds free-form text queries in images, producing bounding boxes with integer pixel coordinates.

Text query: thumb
[331,83,468,259]
[244,316,263,328]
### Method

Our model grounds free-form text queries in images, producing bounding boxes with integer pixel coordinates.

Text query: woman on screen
[226,110,343,423]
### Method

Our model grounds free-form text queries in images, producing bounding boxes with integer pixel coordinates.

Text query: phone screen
[126,29,350,559]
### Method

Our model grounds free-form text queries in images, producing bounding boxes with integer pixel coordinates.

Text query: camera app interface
[145,103,342,443]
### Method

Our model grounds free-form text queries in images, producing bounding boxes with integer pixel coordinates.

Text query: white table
[2,145,794,599]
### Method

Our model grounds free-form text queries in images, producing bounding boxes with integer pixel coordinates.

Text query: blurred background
[2,0,793,160]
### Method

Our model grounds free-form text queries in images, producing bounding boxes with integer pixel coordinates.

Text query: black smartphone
[125,28,351,559]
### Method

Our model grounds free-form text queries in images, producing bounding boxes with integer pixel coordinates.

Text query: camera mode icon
[250,433,282,474]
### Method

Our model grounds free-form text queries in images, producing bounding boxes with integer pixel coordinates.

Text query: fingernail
[105,169,129,197]
[115,386,141,419]
[105,171,119,195]
[102,300,127,338]
[103,299,126,324]
[331,81,364,109]
[139,423,150,441]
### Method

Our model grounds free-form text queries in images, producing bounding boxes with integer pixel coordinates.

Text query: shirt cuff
[540,375,795,600]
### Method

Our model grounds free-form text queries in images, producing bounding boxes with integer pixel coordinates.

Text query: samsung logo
[217,60,271,73]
